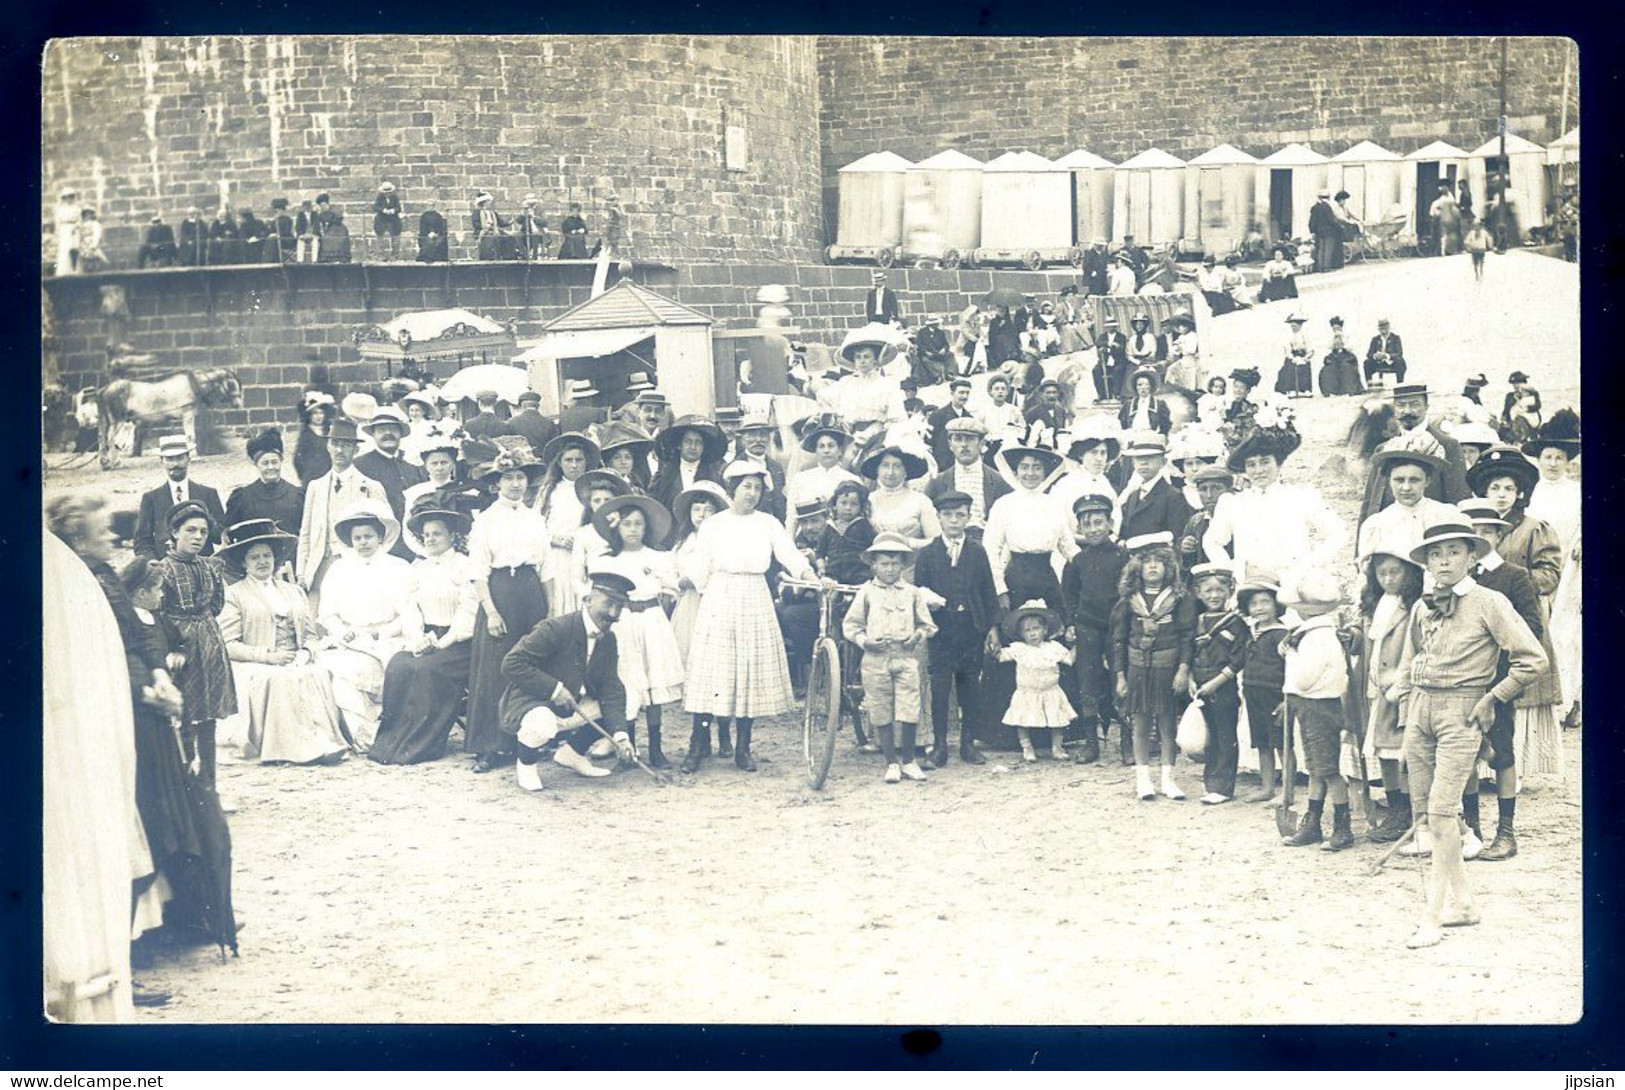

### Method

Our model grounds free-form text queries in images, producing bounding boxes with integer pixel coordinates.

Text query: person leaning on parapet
[558,201,590,259]
[137,213,178,269]
[417,198,449,263]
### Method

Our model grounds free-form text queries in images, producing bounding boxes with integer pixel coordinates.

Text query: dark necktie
[1425,589,1458,619]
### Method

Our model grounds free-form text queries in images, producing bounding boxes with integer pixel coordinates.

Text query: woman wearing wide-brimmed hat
[1466,445,1567,774]
[1523,410,1580,559]
[293,391,337,486]
[597,418,655,494]
[372,493,481,766]
[217,520,348,766]
[1204,418,1345,586]
[679,461,822,774]
[984,444,1075,613]
[816,325,909,441]
[860,445,939,575]
[784,419,862,541]
[649,415,727,515]
[314,497,412,752]
[401,432,472,556]
[464,446,553,773]
[1117,366,1171,435]
[1274,313,1314,398]
[224,426,305,569]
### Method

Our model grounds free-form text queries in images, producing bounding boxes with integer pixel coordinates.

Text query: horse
[97,367,242,469]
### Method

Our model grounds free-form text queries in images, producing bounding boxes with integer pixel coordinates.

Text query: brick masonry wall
[42,35,824,267]
[817,36,1579,236]
[45,261,1084,430]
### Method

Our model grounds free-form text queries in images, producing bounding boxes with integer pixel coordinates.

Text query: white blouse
[468,498,552,575]
[318,552,413,636]
[538,480,587,549]
[1203,482,1346,584]
[868,485,941,551]
[688,509,815,581]
[406,551,479,643]
[596,547,680,602]
[983,487,1080,594]
[818,371,905,426]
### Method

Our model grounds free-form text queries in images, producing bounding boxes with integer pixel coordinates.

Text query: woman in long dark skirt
[463,450,552,773]
[372,502,479,765]
[159,502,238,792]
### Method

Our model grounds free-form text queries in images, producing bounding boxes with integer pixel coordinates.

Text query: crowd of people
[48,184,626,275]
[44,259,1584,1016]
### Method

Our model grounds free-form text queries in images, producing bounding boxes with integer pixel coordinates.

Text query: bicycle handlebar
[781,577,861,597]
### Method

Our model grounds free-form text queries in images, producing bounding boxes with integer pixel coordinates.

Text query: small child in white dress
[998,601,1077,763]
[592,494,686,770]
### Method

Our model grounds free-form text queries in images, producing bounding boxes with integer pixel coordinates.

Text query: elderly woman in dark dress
[372,496,480,765]
[224,428,304,578]
[159,501,238,792]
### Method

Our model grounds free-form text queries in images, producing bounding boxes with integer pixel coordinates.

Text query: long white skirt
[316,641,403,750]
[545,543,580,620]
[225,660,350,764]
[614,607,686,719]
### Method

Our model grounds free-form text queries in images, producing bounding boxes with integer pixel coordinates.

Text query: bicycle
[783,577,865,790]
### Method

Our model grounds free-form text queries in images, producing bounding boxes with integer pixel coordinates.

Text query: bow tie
[1425,589,1458,619]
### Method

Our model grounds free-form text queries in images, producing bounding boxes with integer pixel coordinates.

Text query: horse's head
[201,369,243,407]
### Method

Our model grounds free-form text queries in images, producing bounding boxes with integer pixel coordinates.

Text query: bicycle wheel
[804,637,842,790]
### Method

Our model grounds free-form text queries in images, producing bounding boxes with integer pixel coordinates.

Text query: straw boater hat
[362,406,410,436]
[859,445,929,481]
[217,518,297,565]
[1280,569,1345,616]
[541,430,603,469]
[1171,428,1223,468]
[565,378,601,402]
[1001,599,1062,641]
[624,371,655,395]
[675,480,729,520]
[157,434,193,459]
[1123,531,1175,553]
[379,181,396,194]
[997,443,1065,478]
[1456,498,1512,531]
[474,190,493,206]
[863,532,916,558]
[1123,431,1169,459]
[573,467,632,505]
[333,497,401,552]
[632,389,669,409]
[838,323,902,367]
[301,390,338,420]
[736,410,774,434]
[592,493,673,545]
[799,419,854,453]
[656,415,728,464]
[1408,522,1492,566]
[1465,445,1539,497]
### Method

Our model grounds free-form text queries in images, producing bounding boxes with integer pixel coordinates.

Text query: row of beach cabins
[832,129,1579,268]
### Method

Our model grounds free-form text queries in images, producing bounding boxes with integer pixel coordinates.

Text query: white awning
[515,326,656,363]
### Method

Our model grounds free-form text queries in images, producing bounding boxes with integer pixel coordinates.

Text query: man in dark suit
[502,570,635,789]
[731,413,786,523]
[914,491,999,768]
[133,434,227,558]
[1308,189,1342,272]
[1082,239,1110,297]
[137,215,177,269]
[1363,319,1408,386]
[353,407,427,560]
[267,197,297,264]
[501,390,559,457]
[177,206,208,266]
[864,270,902,325]
[924,417,1013,538]
[1117,432,1195,540]
[915,315,953,382]
[1022,379,1071,450]
[926,378,975,470]
[463,391,507,441]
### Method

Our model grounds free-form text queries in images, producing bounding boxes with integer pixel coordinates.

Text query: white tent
[1547,126,1579,194]
[1112,147,1186,247]
[1402,139,1471,236]
[903,149,983,263]
[1056,148,1116,247]
[1327,140,1405,226]
[1467,133,1548,230]
[978,152,1074,257]
[834,151,912,252]
[1183,143,1258,256]
[1254,143,1329,242]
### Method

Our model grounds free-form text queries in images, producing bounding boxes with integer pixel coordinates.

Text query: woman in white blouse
[401,435,463,555]
[217,522,349,765]
[465,449,553,773]
[860,446,940,580]
[1050,430,1123,536]
[680,462,824,774]
[533,432,600,619]
[784,421,862,542]
[372,500,480,765]
[315,500,414,752]
[983,445,1078,613]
